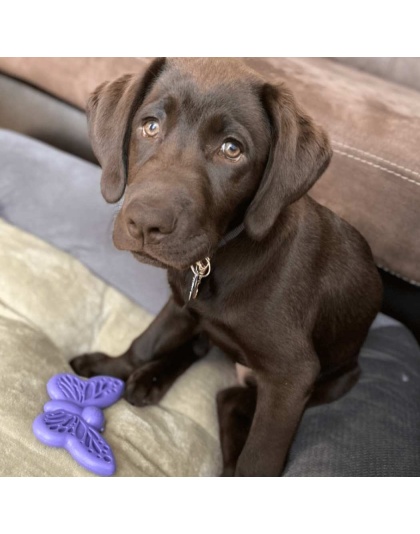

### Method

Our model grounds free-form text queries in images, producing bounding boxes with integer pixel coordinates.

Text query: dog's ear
[86,58,167,203]
[245,83,332,240]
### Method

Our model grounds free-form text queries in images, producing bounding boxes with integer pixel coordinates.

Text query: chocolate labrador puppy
[71,57,382,476]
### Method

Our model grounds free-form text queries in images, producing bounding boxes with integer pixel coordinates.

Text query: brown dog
[71,58,382,476]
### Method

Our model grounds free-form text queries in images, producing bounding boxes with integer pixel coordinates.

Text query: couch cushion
[1,57,419,287]
[0,57,150,110]
[332,57,420,93]
[285,324,420,476]
[0,73,95,162]
[249,58,420,288]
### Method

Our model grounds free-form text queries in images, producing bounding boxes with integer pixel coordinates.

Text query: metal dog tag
[188,257,211,301]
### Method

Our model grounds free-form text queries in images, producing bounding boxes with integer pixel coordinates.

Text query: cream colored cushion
[0,219,236,476]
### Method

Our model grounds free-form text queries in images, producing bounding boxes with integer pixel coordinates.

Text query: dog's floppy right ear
[245,83,332,240]
[86,58,166,203]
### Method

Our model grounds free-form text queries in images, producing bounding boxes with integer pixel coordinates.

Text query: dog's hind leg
[308,362,361,406]
[216,385,257,476]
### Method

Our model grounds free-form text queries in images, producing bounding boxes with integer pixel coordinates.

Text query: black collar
[217,222,245,249]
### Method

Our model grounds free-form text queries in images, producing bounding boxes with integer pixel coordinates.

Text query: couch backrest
[332,58,420,93]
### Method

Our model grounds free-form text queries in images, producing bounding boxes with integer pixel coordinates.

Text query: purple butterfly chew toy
[33,373,124,476]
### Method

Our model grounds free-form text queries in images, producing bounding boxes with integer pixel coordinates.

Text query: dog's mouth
[130,235,213,271]
[112,211,216,270]
[131,250,171,269]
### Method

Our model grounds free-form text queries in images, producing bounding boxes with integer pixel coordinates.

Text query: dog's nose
[125,201,177,243]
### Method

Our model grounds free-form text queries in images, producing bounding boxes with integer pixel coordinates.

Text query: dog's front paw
[124,360,173,407]
[70,352,116,378]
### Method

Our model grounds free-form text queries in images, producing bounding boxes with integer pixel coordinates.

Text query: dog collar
[217,222,245,249]
[187,222,245,301]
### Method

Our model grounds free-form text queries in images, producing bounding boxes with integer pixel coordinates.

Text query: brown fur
[71,58,382,476]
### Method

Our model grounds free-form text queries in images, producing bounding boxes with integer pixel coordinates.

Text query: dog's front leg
[235,355,319,477]
[70,297,199,381]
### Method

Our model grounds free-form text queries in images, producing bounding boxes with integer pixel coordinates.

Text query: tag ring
[191,257,211,278]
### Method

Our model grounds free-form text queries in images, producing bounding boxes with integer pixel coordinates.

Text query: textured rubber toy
[33,373,124,476]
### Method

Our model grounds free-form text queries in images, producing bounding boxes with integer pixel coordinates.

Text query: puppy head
[87,58,331,270]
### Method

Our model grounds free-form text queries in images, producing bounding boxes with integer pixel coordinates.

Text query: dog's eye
[142,119,160,138]
[220,140,242,160]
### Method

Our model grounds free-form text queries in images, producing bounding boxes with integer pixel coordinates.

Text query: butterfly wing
[33,410,116,476]
[47,373,124,408]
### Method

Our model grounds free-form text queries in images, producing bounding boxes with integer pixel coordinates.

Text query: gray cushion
[285,325,420,476]
[0,129,169,315]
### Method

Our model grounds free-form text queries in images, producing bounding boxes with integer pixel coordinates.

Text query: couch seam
[333,149,420,187]
[333,141,420,178]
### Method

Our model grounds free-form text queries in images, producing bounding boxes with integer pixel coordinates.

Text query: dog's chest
[170,269,254,377]
[168,265,218,308]
[168,269,251,364]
